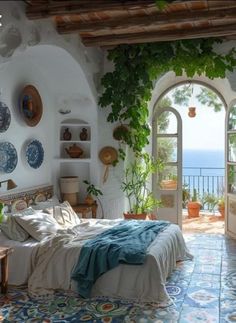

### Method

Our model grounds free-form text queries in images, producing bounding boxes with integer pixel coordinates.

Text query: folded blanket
[71,220,170,298]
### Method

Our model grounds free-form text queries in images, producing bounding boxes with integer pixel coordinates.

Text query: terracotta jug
[63,128,72,141]
[80,128,88,141]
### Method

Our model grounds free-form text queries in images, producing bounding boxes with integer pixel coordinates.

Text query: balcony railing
[183,167,225,211]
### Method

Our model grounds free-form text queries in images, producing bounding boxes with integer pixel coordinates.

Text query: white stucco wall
[0,2,103,203]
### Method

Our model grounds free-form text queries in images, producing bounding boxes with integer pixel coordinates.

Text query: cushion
[0,207,37,242]
[15,212,61,241]
[53,201,81,228]
[31,195,60,211]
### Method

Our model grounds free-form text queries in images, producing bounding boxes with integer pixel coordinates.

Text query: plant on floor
[99,38,236,160]
[218,196,225,218]
[121,153,163,218]
[182,184,190,208]
[83,180,104,218]
[201,193,218,212]
[187,189,201,218]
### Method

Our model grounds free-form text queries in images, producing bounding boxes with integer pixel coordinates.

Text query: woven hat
[99,147,118,183]
[99,146,118,165]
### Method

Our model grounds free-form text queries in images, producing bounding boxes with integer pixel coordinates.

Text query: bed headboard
[0,185,54,213]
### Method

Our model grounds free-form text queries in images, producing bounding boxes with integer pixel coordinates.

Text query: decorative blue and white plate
[0,142,18,173]
[26,139,44,169]
[0,101,11,133]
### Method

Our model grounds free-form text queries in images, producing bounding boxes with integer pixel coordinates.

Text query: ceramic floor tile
[221,288,236,300]
[195,255,222,265]
[184,286,220,308]
[179,305,219,323]
[190,273,221,289]
[194,263,221,275]
[166,284,188,302]
[220,299,236,322]
[221,271,236,289]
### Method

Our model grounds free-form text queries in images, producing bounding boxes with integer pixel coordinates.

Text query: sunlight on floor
[182,211,225,234]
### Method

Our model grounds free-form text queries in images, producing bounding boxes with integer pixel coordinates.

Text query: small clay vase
[188,107,196,118]
[80,128,88,141]
[63,128,72,141]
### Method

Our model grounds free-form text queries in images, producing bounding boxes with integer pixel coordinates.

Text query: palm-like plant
[121,153,163,214]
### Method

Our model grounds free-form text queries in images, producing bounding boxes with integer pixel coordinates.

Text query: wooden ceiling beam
[82,23,236,47]
[26,0,155,19]
[57,7,236,35]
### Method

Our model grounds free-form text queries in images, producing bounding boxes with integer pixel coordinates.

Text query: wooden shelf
[57,158,91,163]
[60,140,91,143]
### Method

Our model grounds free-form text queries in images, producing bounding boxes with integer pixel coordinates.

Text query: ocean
[182,149,225,200]
[183,149,224,175]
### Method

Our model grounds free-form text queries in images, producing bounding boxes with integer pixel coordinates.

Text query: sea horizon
[182,149,225,178]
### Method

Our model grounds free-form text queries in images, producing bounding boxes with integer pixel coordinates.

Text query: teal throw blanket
[71,220,170,298]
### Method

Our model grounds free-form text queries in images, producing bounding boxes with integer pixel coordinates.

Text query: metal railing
[183,167,225,211]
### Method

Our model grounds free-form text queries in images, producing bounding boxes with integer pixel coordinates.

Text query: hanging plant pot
[113,124,129,141]
[188,107,196,118]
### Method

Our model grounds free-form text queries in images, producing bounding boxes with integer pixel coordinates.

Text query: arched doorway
[152,80,230,235]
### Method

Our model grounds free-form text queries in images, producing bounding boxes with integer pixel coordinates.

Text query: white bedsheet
[0,219,192,304]
[0,231,38,285]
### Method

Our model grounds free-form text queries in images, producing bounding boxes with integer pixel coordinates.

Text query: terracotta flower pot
[218,205,225,219]
[160,179,177,190]
[187,201,201,218]
[85,194,95,205]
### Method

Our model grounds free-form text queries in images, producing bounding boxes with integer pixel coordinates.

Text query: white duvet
[1,219,192,304]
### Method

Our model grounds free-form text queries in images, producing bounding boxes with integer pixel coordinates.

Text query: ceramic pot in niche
[63,128,71,141]
[79,128,88,141]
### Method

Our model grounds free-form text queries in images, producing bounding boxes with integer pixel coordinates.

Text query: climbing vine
[99,38,236,159]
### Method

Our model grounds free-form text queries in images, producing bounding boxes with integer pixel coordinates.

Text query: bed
[0,185,192,305]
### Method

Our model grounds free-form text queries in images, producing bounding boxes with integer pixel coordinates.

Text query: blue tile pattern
[0,233,236,322]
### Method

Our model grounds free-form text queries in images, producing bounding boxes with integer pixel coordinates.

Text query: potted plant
[182,184,190,208]
[218,197,225,219]
[201,193,218,213]
[83,180,104,219]
[160,174,178,190]
[121,153,163,220]
[187,188,201,218]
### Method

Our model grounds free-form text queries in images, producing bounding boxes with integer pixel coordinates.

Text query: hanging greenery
[99,38,236,159]
[155,0,176,10]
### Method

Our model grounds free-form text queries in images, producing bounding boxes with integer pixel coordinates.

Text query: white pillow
[0,207,37,242]
[53,201,81,228]
[31,195,60,211]
[15,211,61,241]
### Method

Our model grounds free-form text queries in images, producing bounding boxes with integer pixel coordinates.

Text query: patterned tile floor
[0,233,236,322]
[176,234,236,323]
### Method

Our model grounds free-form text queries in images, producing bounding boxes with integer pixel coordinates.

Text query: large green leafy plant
[121,153,163,214]
[99,38,236,158]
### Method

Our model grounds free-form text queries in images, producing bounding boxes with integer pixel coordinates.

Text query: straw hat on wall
[99,146,118,183]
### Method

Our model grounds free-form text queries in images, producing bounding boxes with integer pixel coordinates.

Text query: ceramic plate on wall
[0,101,11,133]
[12,199,28,213]
[26,139,44,169]
[0,142,18,173]
[20,85,43,127]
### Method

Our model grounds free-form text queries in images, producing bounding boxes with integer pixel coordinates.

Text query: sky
[164,84,225,151]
